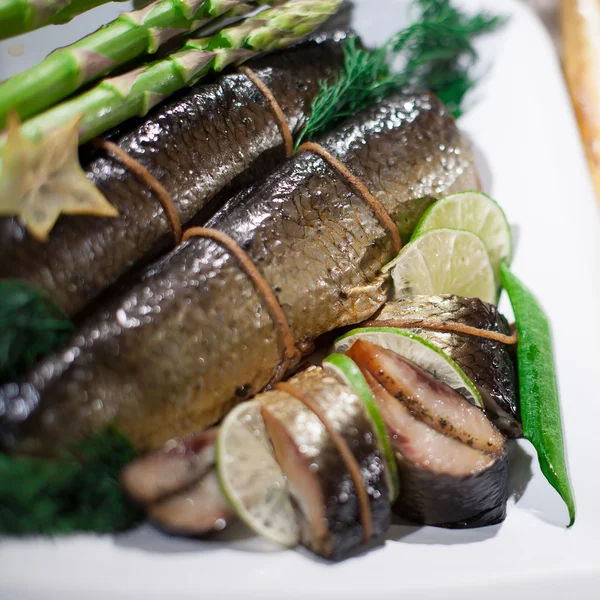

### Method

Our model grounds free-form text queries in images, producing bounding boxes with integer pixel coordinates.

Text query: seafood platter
[0,0,599,597]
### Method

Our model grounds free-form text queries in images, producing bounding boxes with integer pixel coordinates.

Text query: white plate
[1,0,600,598]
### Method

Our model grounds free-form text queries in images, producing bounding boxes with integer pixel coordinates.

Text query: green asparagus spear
[0,0,341,151]
[0,0,278,129]
[0,0,128,42]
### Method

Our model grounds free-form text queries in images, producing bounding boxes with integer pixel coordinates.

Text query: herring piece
[365,371,508,528]
[148,469,234,536]
[347,339,505,453]
[259,366,390,559]
[283,367,390,538]
[121,428,218,505]
[261,390,361,559]
[122,428,234,537]
[374,295,521,436]
[1,91,479,455]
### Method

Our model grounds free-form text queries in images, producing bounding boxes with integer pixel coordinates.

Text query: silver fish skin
[0,32,348,317]
[0,93,479,455]
[259,366,390,559]
[285,367,391,538]
[373,295,521,437]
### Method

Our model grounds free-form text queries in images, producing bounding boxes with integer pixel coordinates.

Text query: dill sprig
[393,0,504,116]
[295,0,504,148]
[0,281,74,382]
[0,426,142,534]
[295,37,399,150]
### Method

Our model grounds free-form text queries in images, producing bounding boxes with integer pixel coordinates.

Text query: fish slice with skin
[259,366,390,559]
[346,339,505,453]
[277,366,391,539]
[372,295,521,436]
[0,90,479,456]
[362,369,508,528]
[121,428,219,504]
[0,31,348,317]
[121,428,236,535]
[148,469,234,536]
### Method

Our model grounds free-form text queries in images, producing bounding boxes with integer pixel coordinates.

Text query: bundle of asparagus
[0,0,286,128]
[0,0,340,151]
[0,0,129,41]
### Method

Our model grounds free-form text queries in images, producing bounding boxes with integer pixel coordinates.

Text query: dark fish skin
[0,33,347,317]
[373,295,521,436]
[284,367,390,541]
[394,449,508,528]
[259,367,389,559]
[0,92,479,455]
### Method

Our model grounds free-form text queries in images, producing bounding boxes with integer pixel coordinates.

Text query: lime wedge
[383,228,497,304]
[413,191,513,275]
[334,327,483,408]
[323,353,400,502]
[216,400,299,547]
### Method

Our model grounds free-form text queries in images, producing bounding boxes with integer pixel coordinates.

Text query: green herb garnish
[500,263,575,526]
[0,426,142,534]
[0,286,140,534]
[392,0,504,116]
[0,281,74,383]
[295,0,503,149]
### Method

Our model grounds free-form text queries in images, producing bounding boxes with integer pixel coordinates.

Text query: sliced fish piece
[260,390,362,559]
[365,371,494,475]
[121,428,235,536]
[121,428,218,504]
[366,372,507,527]
[1,91,479,455]
[346,340,505,453]
[148,469,234,537]
[283,367,390,538]
[259,366,390,559]
[0,32,347,317]
[374,295,521,436]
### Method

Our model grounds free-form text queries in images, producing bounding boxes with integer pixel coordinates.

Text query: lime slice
[323,353,400,502]
[383,228,497,304]
[216,400,299,547]
[334,327,483,408]
[413,191,513,275]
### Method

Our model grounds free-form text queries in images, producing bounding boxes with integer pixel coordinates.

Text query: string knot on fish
[90,66,298,246]
[239,66,294,158]
[181,227,300,384]
[92,138,184,244]
[297,141,402,254]
[275,379,373,544]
